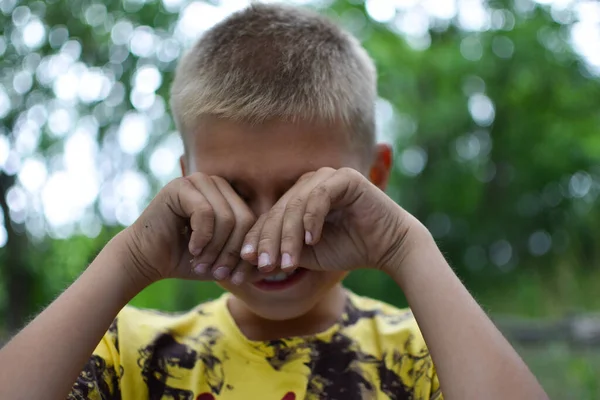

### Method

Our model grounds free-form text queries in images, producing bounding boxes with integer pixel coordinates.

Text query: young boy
[0,4,546,400]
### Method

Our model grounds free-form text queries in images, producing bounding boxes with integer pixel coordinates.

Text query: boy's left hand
[240,167,423,274]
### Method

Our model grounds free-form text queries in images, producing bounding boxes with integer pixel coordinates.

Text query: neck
[227,285,347,341]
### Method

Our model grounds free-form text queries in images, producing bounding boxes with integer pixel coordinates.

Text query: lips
[252,268,308,291]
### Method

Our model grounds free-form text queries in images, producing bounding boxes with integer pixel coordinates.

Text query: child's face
[182,116,380,321]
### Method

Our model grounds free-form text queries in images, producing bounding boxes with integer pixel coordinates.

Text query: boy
[0,4,547,400]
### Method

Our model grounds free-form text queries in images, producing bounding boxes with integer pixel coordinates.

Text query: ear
[179,155,187,177]
[369,143,393,191]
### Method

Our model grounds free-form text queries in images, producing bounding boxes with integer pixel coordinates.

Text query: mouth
[252,268,308,291]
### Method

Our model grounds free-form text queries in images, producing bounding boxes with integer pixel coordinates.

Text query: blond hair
[170,3,377,152]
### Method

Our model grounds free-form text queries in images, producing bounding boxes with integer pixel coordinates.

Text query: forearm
[0,231,145,400]
[388,226,547,400]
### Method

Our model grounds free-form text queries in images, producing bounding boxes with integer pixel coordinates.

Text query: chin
[219,269,348,322]
[242,297,322,321]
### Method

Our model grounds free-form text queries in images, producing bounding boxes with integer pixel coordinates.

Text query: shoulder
[111,295,226,346]
[343,291,427,351]
[342,292,440,399]
[344,291,418,331]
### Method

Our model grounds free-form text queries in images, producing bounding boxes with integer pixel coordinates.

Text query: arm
[0,233,144,400]
[0,175,256,400]
[386,220,548,400]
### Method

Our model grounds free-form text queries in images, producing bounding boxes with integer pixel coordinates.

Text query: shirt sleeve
[67,319,121,400]
[382,320,443,400]
[427,365,443,400]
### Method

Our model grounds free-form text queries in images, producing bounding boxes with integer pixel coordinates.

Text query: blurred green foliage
[1,0,600,397]
[518,343,600,399]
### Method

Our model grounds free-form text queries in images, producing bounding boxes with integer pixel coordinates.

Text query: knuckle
[318,167,336,174]
[245,219,263,235]
[246,214,267,236]
[258,233,276,248]
[181,174,196,182]
[263,208,283,224]
[311,185,329,198]
[192,222,213,239]
[170,176,191,192]
[196,203,214,219]
[194,172,210,182]
[285,196,305,211]
[199,251,219,263]
[258,230,275,242]
[303,210,318,223]
[256,212,269,223]
[210,175,226,184]
[195,232,213,245]
[272,202,286,213]
[220,212,236,230]
[173,176,189,186]
[186,172,208,185]
[221,246,241,262]
[338,167,358,179]
[298,171,315,182]
[280,233,298,246]
[245,224,261,237]
[238,213,256,230]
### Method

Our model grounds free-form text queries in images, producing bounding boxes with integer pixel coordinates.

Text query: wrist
[100,230,156,297]
[381,217,438,280]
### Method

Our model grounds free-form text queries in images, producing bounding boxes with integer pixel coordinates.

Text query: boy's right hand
[122,174,256,288]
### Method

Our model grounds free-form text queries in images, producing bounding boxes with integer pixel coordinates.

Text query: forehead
[188,117,365,183]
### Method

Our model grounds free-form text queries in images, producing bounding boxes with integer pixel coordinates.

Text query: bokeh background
[1,0,599,397]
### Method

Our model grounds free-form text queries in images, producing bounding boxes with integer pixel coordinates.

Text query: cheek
[181,154,195,175]
[215,281,235,293]
[311,271,349,294]
[324,271,348,284]
[215,280,255,303]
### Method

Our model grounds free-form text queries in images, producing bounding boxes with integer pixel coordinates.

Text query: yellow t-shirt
[69,291,442,400]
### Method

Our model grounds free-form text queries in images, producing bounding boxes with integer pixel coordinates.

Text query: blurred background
[1,0,599,397]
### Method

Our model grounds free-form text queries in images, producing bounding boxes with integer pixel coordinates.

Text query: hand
[122,173,257,287]
[240,167,421,274]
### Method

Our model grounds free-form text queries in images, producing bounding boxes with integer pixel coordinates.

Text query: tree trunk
[0,172,33,334]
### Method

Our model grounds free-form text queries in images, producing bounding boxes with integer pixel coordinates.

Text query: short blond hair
[170,3,377,152]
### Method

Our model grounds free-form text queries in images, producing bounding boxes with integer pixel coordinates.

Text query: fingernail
[305,231,313,245]
[258,253,271,269]
[213,266,230,280]
[281,253,293,270]
[191,247,202,256]
[231,271,244,286]
[194,263,210,275]
[241,244,254,256]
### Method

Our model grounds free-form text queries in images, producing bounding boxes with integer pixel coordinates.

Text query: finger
[188,254,214,279]
[241,171,317,272]
[256,204,285,272]
[209,177,256,280]
[241,213,269,270]
[230,259,255,286]
[304,168,362,245]
[186,174,236,273]
[280,168,336,271]
[279,196,304,272]
[164,178,215,259]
